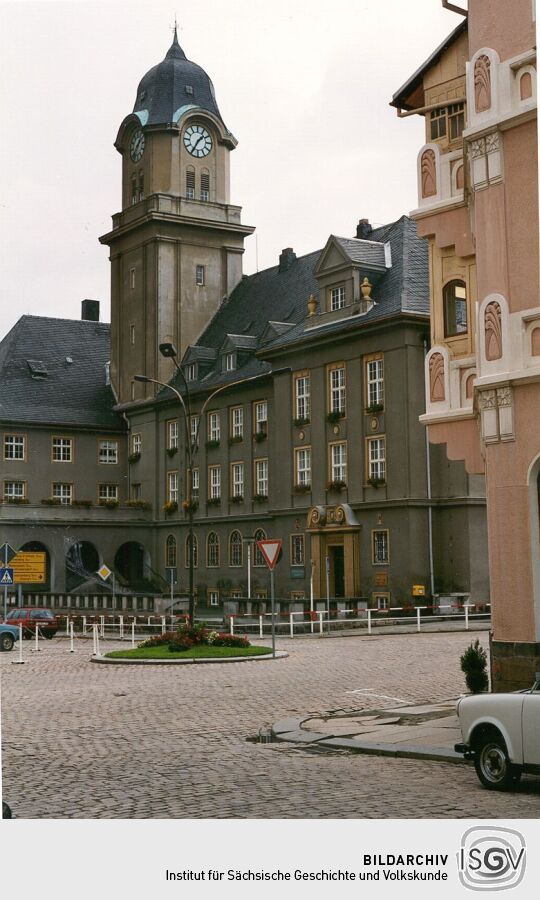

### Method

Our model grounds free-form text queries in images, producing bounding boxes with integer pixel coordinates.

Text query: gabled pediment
[314,236,351,277]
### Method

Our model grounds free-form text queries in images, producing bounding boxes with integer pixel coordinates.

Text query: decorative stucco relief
[485,301,503,361]
[421,150,437,198]
[429,353,445,402]
[478,390,497,410]
[474,55,492,112]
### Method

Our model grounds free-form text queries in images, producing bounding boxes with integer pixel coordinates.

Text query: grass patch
[105,644,273,660]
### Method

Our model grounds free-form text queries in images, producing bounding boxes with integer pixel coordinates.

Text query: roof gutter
[441,0,468,16]
[396,97,467,118]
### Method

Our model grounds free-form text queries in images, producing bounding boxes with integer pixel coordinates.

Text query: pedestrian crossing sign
[0,567,14,585]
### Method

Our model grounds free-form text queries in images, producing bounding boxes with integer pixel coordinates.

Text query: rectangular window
[329,365,346,414]
[129,267,135,289]
[208,411,220,442]
[208,590,219,607]
[231,462,244,498]
[375,594,390,611]
[196,265,205,286]
[290,591,306,601]
[295,447,311,487]
[4,434,25,460]
[186,169,195,199]
[185,363,197,382]
[131,433,142,454]
[131,176,138,205]
[367,437,386,481]
[138,172,144,201]
[330,285,346,311]
[372,530,389,565]
[294,373,311,422]
[190,415,199,445]
[52,437,73,462]
[330,442,347,483]
[209,465,221,499]
[230,406,244,438]
[167,420,178,450]
[99,484,119,502]
[201,172,210,201]
[448,102,465,141]
[52,482,73,505]
[254,400,268,434]
[291,534,305,566]
[430,107,447,140]
[366,357,384,409]
[192,468,200,495]
[130,324,135,345]
[98,440,118,464]
[255,459,268,497]
[131,483,142,501]
[224,352,235,372]
[4,481,25,500]
[167,471,179,504]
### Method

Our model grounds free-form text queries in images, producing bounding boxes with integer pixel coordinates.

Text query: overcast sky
[0,0,459,337]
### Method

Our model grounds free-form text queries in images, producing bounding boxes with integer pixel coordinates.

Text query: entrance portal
[330,546,345,597]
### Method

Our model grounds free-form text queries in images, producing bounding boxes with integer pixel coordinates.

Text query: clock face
[183,124,213,158]
[130,129,145,162]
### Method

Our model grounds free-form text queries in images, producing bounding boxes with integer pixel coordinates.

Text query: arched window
[201,168,210,202]
[207,532,219,567]
[166,535,177,567]
[138,169,144,201]
[229,530,243,567]
[443,280,468,337]
[186,166,195,199]
[253,528,267,567]
[185,533,198,568]
[131,174,138,205]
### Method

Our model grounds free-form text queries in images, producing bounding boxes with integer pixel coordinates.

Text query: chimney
[81,299,100,322]
[279,247,296,272]
[356,219,373,240]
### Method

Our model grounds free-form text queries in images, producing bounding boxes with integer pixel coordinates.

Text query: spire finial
[166,14,187,60]
[172,14,179,43]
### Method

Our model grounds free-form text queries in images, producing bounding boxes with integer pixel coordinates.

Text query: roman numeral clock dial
[184,124,213,157]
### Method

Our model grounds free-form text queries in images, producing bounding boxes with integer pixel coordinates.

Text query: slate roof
[133,31,224,127]
[332,235,389,270]
[0,316,124,430]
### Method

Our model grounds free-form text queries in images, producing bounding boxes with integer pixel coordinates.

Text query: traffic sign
[0,568,14,585]
[97,565,112,581]
[11,552,46,584]
[0,543,16,565]
[256,539,282,570]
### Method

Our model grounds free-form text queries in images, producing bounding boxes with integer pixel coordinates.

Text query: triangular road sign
[256,539,282,570]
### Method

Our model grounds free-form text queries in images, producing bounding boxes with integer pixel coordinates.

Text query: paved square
[2,631,539,818]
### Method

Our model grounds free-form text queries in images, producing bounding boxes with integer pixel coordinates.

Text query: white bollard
[68,621,75,653]
[417,607,421,633]
[318,611,323,635]
[147,616,151,627]
[259,615,263,639]
[92,623,98,655]
[119,615,124,639]
[12,624,24,665]
[65,615,70,636]
[367,609,372,635]
[161,616,166,634]
[131,621,135,648]
[465,604,469,630]
[96,625,101,657]
[82,615,87,636]
[230,616,235,635]
[99,615,105,637]
[289,613,294,638]
[32,625,40,652]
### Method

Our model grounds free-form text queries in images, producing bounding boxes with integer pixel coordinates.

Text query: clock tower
[100,29,255,404]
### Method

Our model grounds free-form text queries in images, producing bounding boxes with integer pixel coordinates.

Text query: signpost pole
[3,543,9,620]
[270,568,276,659]
[325,556,331,634]
[247,542,251,600]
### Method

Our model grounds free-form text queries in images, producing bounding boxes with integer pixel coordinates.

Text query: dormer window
[185,85,194,95]
[224,352,235,372]
[330,285,346,311]
[185,363,197,382]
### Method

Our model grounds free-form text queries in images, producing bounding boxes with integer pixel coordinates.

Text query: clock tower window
[131,174,137,205]
[186,167,195,199]
[138,171,144,201]
[201,171,210,202]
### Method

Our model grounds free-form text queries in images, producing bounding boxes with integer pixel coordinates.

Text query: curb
[270,718,469,765]
[91,650,289,665]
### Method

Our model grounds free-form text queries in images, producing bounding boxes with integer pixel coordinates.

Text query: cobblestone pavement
[2,631,539,819]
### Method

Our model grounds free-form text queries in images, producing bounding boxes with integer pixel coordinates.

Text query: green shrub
[460,639,489,693]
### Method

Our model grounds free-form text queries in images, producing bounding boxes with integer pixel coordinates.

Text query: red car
[5,608,59,639]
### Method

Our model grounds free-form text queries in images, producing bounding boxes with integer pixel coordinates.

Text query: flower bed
[104,623,271,660]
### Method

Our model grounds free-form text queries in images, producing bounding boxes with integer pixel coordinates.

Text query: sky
[0,0,460,337]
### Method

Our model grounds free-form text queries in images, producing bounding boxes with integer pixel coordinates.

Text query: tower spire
[166,16,186,60]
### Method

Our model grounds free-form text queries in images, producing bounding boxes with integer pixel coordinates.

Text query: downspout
[423,338,436,600]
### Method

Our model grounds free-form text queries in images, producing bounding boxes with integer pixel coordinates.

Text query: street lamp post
[135,346,266,626]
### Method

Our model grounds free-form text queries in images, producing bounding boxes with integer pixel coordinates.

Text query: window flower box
[99,499,120,509]
[327,480,346,492]
[205,439,221,450]
[182,499,199,513]
[253,431,267,443]
[230,495,244,504]
[4,496,30,505]
[228,435,243,445]
[41,498,62,506]
[365,403,384,414]
[327,410,345,424]
[128,451,141,463]
[73,499,93,509]
[253,493,268,503]
[163,500,178,514]
[166,447,178,457]
[207,496,221,507]
[293,417,310,427]
[294,483,312,493]
[367,477,386,488]
[126,499,151,509]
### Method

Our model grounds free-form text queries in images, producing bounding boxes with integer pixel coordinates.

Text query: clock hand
[193,135,205,150]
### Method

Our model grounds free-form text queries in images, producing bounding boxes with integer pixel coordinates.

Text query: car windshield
[30,610,54,619]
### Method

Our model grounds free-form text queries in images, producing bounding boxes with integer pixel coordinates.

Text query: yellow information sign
[11,552,46,584]
[412,584,426,597]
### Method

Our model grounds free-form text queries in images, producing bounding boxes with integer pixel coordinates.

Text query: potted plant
[207,496,221,506]
[166,447,178,457]
[327,410,344,424]
[253,430,267,443]
[228,435,243,445]
[126,499,151,510]
[327,480,346,492]
[293,416,310,427]
[205,438,220,450]
[73,499,93,509]
[253,493,268,502]
[365,402,384,414]
[41,498,62,506]
[230,495,244,504]
[162,500,178,514]
[128,451,141,463]
[294,483,311,493]
[182,499,199,513]
[5,496,30,504]
[460,639,489,693]
[367,476,386,488]
[99,498,119,509]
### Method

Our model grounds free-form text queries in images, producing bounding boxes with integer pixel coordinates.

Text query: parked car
[4,608,59,639]
[0,623,20,652]
[455,674,540,790]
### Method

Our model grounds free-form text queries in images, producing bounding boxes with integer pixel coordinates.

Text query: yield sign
[256,539,282,570]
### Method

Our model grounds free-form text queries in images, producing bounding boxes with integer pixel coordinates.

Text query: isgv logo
[458,827,526,891]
